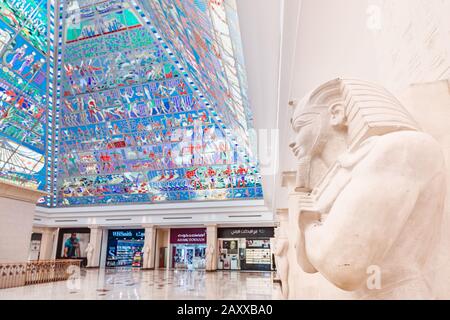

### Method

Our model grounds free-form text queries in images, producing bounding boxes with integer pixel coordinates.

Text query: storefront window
[106,229,145,268]
[55,228,91,267]
[28,233,42,261]
[218,239,242,270]
[170,228,207,270]
[217,227,275,271]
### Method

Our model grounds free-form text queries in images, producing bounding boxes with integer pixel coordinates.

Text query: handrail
[0,259,82,289]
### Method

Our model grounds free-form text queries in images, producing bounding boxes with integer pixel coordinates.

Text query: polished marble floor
[0,268,282,300]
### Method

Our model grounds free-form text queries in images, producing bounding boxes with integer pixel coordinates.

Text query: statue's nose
[289,142,296,149]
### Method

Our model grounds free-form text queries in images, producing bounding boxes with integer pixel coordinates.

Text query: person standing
[64,233,81,258]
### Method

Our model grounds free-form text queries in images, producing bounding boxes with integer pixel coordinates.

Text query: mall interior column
[0,182,47,263]
[87,226,103,268]
[33,227,58,260]
[143,224,156,269]
[206,224,218,271]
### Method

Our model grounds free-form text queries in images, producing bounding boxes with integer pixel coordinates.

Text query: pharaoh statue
[274,209,290,299]
[205,243,215,271]
[85,242,94,268]
[143,245,151,269]
[288,78,447,299]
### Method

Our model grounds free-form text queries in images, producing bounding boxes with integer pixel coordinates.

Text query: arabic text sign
[218,227,274,239]
[170,228,207,244]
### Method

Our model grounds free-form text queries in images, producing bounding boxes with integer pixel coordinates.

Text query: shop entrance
[217,227,275,271]
[218,239,241,270]
[106,229,145,268]
[172,245,206,270]
[169,228,207,270]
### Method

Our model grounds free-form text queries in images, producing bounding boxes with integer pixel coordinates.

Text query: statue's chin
[296,156,312,189]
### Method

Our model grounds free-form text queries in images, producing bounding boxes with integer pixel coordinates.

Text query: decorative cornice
[0,181,48,204]
[33,199,273,228]
[87,225,103,230]
[35,199,266,214]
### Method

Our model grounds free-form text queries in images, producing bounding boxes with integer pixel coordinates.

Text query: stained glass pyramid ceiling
[50,0,262,207]
[0,0,52,192]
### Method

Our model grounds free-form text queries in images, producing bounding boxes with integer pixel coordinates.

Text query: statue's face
[289,109,324,160]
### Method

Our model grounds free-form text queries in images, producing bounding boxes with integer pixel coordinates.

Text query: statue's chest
[312,165,353,215]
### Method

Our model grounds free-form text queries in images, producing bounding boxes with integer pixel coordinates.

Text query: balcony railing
[0,260,82,289]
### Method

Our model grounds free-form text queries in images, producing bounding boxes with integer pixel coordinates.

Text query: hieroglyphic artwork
[139,0,252,150]
[0,0,49,190]
[57,0,262,206]
[0,0,48,52]
[64,1,141,43]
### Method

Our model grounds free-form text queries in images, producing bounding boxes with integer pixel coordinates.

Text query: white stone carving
[85,242,94,267]
[274,209,290,299]
[288,78,447,299]
[143,245,151,269]
[205,243,215,271]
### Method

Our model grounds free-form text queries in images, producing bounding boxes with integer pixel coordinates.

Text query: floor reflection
[0,268,282,300]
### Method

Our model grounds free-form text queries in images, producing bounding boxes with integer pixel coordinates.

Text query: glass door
[185,247,195,270]
[173,246,186,269]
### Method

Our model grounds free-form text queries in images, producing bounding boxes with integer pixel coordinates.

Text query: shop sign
[170,228,207,244]
[110,229,145,240]
[218,227,274,239]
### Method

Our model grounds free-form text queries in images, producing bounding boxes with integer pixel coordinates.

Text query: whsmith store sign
[217,227,274,239]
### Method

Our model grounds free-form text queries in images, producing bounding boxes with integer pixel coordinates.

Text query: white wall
[289,0,381,101]
[371,0,450,92]
[287,0,449,101]
[0,197,35,263]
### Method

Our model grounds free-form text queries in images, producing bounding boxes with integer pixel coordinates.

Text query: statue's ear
[329,103,347,128]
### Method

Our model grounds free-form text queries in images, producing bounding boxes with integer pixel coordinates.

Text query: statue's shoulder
[363,130,445,176]
[375,130,442,154]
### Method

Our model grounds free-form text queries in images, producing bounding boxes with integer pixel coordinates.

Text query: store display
[106,229,145,268]
[230,257,239,270]
[55,228,91,266]
[170,228,206,270]
[246,239,271,249]
[245,249,272,265]
[223,240,238,254]
[28,233,42,261]
[218,227,275,271]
